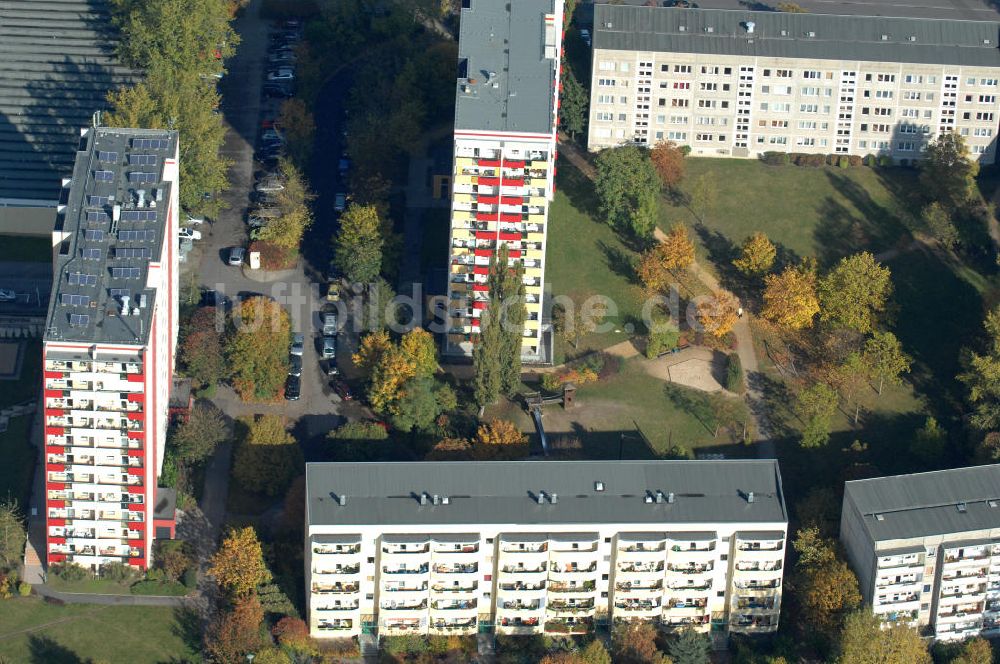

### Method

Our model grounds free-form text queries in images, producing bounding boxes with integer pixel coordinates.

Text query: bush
[878,155,892,167]
[760,151,788,166]
[317,638,361,662]
[17,581,31,596]
[646,318,681,358]
[130,579,188,596]
[100,561,141,584]
[679,145,692,156]
[863,154,875,166]
[50,563,91,582]
[726,352,745,393]
[597,353,622,380]
[838,155,849,168]
[195,383,217,399]
[182,568,198,589]
[541,372,563,392]
[848,155,863,167]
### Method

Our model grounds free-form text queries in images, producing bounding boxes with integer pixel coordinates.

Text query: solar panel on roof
[131,138,170,150]
[120,210,157,222]
[114,247,151,259]
[98,151,118,163]
[60,293,91,306]
[111,267,141,279]
[94,170,114,182]
[118,230,156,242]
[127,172,157,184]
[69,314,90,327]
[82,248,102,260]
[88,195,110,207]
[128,154,157,166]
[85,211,109,223]
[67,272,98,286]
[110,288,130,298]
[83,229,105,241]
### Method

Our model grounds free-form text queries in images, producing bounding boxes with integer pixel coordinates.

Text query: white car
[178,228,202,241]
[267,68,295,82]
[184,213,206,225]
[0,289,16,302]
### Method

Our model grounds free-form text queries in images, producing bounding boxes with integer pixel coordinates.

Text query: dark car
[331,379,353,401]
[324,359,339,376]
[289,354,303,377]
[262,83,293,98]
[284,374,301,400]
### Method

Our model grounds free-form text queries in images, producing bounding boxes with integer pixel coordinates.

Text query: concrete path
[556,136,774,457]
[30,584,194,607]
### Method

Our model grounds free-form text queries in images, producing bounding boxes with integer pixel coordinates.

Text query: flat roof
[592,5,1000,68]
[844,464,1000,543]
[43,127,177,346]
[455,0,559,134]
[0,0,136,203]
[306,460,788,529]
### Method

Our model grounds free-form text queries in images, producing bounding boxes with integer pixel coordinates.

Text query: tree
[776,1,807,10]
[796,383,838,448]
[650,140,686,189]
[960,306,1000,430]
[471,419,528,460]
[0,501,25,570]
[225,296,290,401]
[697,290,739,338]
[667,628,710,664]
[836,610,930,664]
[334,204,384,284]
[232,415,302,496]
[762,264,820,330]
[795,487,839,537]
[172,402,228,464]
[474,245,525,408]
[921,202,959,248]
[252,648,292,664]
[209,527,271,598]
[541,643,612,664]
[368,346,416,413]
[792,527,861,638]
[426,437,475,461]
[180,306,225,387]
[637,245,673,296]
[328,421,390,442]
[554,298,609,349]
[646,313,681,358]
[257,160,314,250]
[594,145,662,238]
[659,223,696,272]
[950,637,993,664]
[863,331,911,395]
[818,252,892,334]
[559,62,588,139]
[913,416,947,465]
[823,352,868,425]
[278,99,316,168]
[733,232,776,277]
[205,595,266,663]
[920,132,979,210]
[353,329,393,378]
[399,327,438,378]
[612,621,667,664]
[389,377,454,432]
[726,352,744,393]
[272,616,312,652]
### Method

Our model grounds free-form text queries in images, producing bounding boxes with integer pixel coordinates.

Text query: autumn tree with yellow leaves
[224,296,291,401]
[732,232,776,278]
[696,290,739,338]
[209,526,271,598]
[762,264,820,330]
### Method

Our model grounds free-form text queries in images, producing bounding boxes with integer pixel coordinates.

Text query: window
[897,142,915,151]
[669,115,688,124]
[874,108,892,116]
[768,136,788,144]
[873,123,890,132]
[770,119,788,128]
[968,77,977,85]
[975,127,994,137]
[696,116,717,125]
[799,104,819,113]
[904,74,923,84]
[798,120,818,129]
[773,85,792,95]
[801,86,819,96]
[620,63,630,72]
[980,95,997,103]
[596,94,614,104]
[598,61,615,71]
[803,70,821,79]
[617,113,627,122]
[597,79,616,87]
[696,133,713,141]
[595,112,613,121]
[797,137,816,146]
[973,145,987,154]
[672,99,689,108]
[656,115,666,124]
[875,90,893,99]
[654,131,664,140]
[977,112,995,121]
[772,102,791,112]
[982,78,998,86]
[901,108,919,118]
[700,82,718,91]
[667,131,687,140]
[877,73,896,82]
[660,64,669,73]
[658,98,666,107]
[673,82,690,90]
[674,65,691,73]
[759,102,768,111]
[697,100,717,108]
[701,66,720,75]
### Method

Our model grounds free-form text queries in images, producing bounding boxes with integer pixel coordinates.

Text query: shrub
[863,154,876,166]
[51,563,91,582]
[878,155,892,167]
[808,153,826,167]
[838,155,849,168]
[760,151,788,166]
[726,352,744,393]
[579,353,605,375]
[541,372,563,392]
[597,353,622,380]
[316,638,361,662]
[679,145,692,156]
[17,581,31,596]
[130,579,188,596]
[848,155,863,167]
[100,561,141,585]
[182,568,198,589]
[646,319,681,358]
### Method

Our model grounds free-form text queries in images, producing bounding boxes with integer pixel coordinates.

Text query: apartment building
[587,5,1000,163]
[42,127,180,571]
[444,0,563,362]
[840,464,1000,641]
[305,460,788,639]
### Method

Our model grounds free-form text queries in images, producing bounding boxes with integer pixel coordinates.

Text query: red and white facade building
[42,127,179,571]
[445,0,564,363]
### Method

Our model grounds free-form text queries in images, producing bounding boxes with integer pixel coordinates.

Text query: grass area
[0,598,200,664]
[491,360,753,458]
[0,236,52,263]
[0,416,34,507]
[662,158,919,270]
[45,576,132,595]
[546,162,647,353]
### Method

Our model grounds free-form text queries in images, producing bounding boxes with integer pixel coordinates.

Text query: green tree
[0,501,26,570]
[836,610,931,664]
[390,377,454,432]
[474,244,525,408]
[278,99,316,169]
[920,132,979,210]
[398,327,438,379]
[818,252,892,334]
[796,383,838,448]
[257,159,314,250]
[863,331,911,396]
[921,202,960,248]
[172,402,228,464]
[792,527,861,639]
[328,421,389,442]
[594,145,661,238]
[950,637,993,664]
[667,628,710,664]
[913,415,947,465]
[726,352,744,393]
[179,306,225,388]
[334,204,384,284]
[224,297,290,401]
[559,62,588,139]
[646,313,681,358]
[960,306,1000,430]
[209,527,271,598]
[232,415,303,496]
[733,232,776,277]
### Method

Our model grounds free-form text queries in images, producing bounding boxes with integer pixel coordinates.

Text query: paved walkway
[30,585,194,607]
[556,136,774,457]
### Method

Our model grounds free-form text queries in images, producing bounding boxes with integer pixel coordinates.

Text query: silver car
[228,247,245,266]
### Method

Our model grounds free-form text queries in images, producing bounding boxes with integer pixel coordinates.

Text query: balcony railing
[380,601,427,611]
[432,583,476,593]
[548,601,594,612]
[501,565,546,574]
[500,581,545,591]
[312,584,359,594]
[385,583,428,593]
[667,564,713,574]
[432,600,476,611]
[668,598,707,609]
[500,602,540,611]
[502,543,547,553]
[619,563,664,573]
[617,601,661,611]
[434,563,477,574]
[315,565,359,575]
[737,542,783,552]
[549,581,595,593]
[617,581,663,591]
[550,562,597,574]
[621,543,665,552]
[383,565,429,575]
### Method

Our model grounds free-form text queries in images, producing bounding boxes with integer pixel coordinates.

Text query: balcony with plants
[549,581,596,594]
[312,582,359,594]
[544,618,593,634]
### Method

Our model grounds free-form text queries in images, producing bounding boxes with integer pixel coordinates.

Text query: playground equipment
[523,383,576,456]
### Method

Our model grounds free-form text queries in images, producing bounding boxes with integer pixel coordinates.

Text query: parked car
[0,289,16,302]
[260,129,285,144]
[178,227,202,241]
[325,282,341,303]
[331,379,353,401]
[267,68,295,82]
[251,191,279,205]
[284,374,301,401]
[338,157,350,175]
[228,247,245,266]
[324,359,339,376]
[263,83,293,98]
[289,354,303,377]
[269,51,296,65]
[184,213,206,225]
[255,177,285,193]
[321,336,336,359]
[291,333,304,356]
[322,312,338,336]
[580,28,591,46]
[334,192,347,212]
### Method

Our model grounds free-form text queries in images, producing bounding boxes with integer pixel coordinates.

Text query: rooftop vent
[432,494,440,505]
[958,502,968,513]
[644,493,654,504]
[655,490,665,504]
[338,494,346,506]
[667,492,675,504]
[442,496,450,505]
[420,493,428,505]
[705,26,714,33]
[989,500,998,508]
[875,513,885,521]
[595,481,605,492]
[136,189,146,207]
[747,491,755,504]
[880,34,889,41]
[550,493,557,504]
[119,295,130,316]
[745,21,755,34]
[678,25,686,32]
[807,31,815,37]
[536,492,545,505]
[908,35,916,42]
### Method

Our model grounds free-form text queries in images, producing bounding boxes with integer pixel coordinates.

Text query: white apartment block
[445,0,563,363]
[43,127,180,571]
[841,464,1000,641]
[305,460,788,640]
[587,5,1000,164]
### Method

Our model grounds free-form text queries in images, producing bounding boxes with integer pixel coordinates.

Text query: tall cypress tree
[473,244,526,409]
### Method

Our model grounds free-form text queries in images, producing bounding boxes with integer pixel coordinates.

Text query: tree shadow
[555,158,601,216]
[171,606,204,655]
[597,240,636,283]
[28,635,83,664]
[663,383,714,435]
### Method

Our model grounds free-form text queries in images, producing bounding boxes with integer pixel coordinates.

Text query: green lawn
[0,416,34,507]
[0,236,52,264]
[662,158,919,269]
[44,576,132,595]
[0,598,200,664]
[546,162,647,353]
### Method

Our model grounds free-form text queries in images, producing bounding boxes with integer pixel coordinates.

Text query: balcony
[731,614,777,632]
[317,619,353,631]
[314,565,360,576]
[737,540,783,552]
[433,563,477,574]
[315,602,359,611]
[501,541,547,554]
[735,561,781,572]
[431,600,476,611]
[549,581,595,593]
[383,564,429,575]
[313,543,359,555]
[616,580,663,592]
[384,582,428,593]
[501,564,546,574]
[380,600,427,611]
[617,599,662,611]
[430,618,475,632]
[735,597,777,611]
[431,582,476,593]
[544,618,593,634]
[501,601,541,611]
[620,542,666,553]
[382,541,430,556]
[548,600,594,613]
[312,583,359,594]
[619,563,664,574]
[500,581,545,592]
[667,563,713,575]
[549,562,597,574]
[734,580,779,591]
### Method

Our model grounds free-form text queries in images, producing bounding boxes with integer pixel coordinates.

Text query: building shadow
[28,635,83,664]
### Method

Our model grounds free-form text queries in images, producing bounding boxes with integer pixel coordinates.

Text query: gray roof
[306,460,788,529]
[455,0,559,135]
[0,0,137,203]
[844,464,1000,543]
[592,6,1000,68]
[44,127,177,346]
